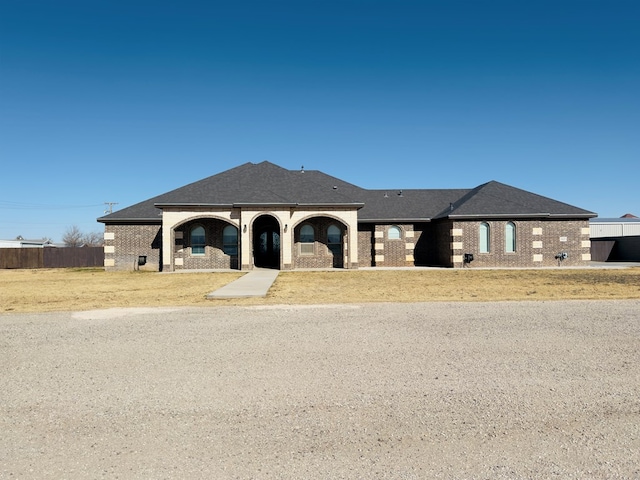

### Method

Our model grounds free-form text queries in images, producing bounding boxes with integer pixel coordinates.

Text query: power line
[0,200,104,210]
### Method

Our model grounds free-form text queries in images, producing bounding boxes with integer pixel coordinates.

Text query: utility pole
[104,202,118,214]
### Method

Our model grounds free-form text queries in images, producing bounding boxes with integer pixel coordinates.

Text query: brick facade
[292,217,346,269]
[104,217,592,271]
[103,224,162,271]
[357,223,430,267]
[351,219,591,268]
[174,219,239,270]
[450,219,591,268]
[357,225,374,266]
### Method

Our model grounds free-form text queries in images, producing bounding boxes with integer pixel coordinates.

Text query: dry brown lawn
[1,267,639,313]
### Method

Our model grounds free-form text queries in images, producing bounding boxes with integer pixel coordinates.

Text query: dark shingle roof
[437,181,595,219]
[98,162,365,222]
[356,189,472,221]
[98,162,596,223]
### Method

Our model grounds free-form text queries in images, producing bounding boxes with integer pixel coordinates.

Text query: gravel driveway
[2,301,639,479]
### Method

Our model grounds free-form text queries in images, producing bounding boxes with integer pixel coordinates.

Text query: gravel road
[2,301,639,479]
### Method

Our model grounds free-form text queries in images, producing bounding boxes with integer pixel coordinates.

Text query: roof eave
[296,202,365,209]
[448,213,551,219]
[549,213,597,218]
[358,218,431,223]
[155,203,235,208]
[446,212,595,219]
[155,202,364,208]
[98,217,161,224]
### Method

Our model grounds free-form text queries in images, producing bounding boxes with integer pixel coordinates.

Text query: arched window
[300,224,314,255]
[222,225,238,256]
[479,222,490,253]
[327,225,342,256]
[388,225,402,239]
[191,225,205,255]
[505,222,516,253]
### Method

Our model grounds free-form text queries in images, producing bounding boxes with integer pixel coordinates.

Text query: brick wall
[412,223,430,266]
[105,217,592,271]
[366,223,419,267]
[175,219,239,270]
[104,224,162,271]
[293,217,345,268]
[451,219,591,268]
[418,220,455,267]
[357,224,374,266]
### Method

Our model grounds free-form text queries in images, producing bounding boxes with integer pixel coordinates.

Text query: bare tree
[81,231,104,247]
[62,225,84,247]
[63,225,103,247]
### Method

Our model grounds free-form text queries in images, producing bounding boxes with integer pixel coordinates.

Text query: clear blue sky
[1,0,638,242]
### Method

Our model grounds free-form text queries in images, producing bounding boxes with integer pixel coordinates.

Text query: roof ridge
[432,183,487,218]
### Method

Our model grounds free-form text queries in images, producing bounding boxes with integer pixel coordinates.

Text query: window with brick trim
[479,222,490,253]
[505,222,516,253]
[223,225,238,256]
[388,225,402,239]
[300,224,314,255]
[190,225,205,255]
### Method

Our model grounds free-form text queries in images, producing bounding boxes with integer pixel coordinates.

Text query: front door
[254,228,280,269]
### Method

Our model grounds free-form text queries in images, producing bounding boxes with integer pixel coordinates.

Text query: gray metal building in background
[590,217,640,262]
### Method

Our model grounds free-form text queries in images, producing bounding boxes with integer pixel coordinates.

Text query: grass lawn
[1,267,639,313]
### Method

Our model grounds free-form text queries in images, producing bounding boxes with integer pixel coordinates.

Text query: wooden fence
[0,247,103,269]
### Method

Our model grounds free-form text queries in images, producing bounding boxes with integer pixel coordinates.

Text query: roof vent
[398,190,403,197]
[333,185,337,190]
[450,202,454,212]
[300,165,304,173]
[384,192,388,198]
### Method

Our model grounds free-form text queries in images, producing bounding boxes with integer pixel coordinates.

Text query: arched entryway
[253,214,281,269]
[293,216,347,269]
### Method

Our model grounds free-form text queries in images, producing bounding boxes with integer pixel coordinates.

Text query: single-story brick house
[98,161,596,271]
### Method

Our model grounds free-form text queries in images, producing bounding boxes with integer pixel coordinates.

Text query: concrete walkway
[206,268,279,299]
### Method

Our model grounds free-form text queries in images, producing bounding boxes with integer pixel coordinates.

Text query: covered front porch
[160,206,359,272]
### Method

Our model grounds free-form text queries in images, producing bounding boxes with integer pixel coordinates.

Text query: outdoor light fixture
[284,224,288,232]
[243,224,247,233]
